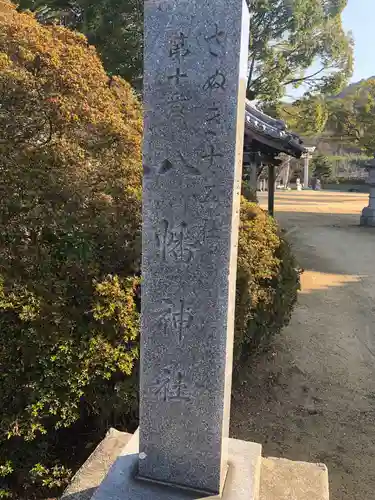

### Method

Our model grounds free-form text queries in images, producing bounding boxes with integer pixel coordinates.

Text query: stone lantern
[360,155,375,227]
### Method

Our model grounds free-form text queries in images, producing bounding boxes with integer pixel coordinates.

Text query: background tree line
[20,0,373,158]
[273,78,375,157]
[18,0,353,100]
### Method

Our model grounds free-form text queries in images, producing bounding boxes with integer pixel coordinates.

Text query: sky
[343,0,375,83]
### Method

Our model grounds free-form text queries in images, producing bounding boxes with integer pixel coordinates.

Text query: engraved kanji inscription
[168,67,187,85]
[203,70,226,91]
[157,298,194,343]
[178,151,201,175]
[204,23,225,57]
[149,367,192,403]
[168,93,192,105]
[207,107,221,125]
[167,93,191,122]
[193,217,224,250]
[201,144,224,166]
[143,159,174,178]
[155,219,199,263]
[169,105,187,126]
[203,217,224,241]
[160,159,173,174]
[204,106,222,138]
[169,32,191,61]
[144,153,201,179]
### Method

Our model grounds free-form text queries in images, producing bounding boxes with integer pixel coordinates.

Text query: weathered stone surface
[260,457,329,500]
[61,428,132,500]
[140,0,250,494]
[91,431,262,500]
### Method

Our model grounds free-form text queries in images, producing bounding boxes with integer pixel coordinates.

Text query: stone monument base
[62,429,329,500]
[360,207,375,227]
[63,429,261,500]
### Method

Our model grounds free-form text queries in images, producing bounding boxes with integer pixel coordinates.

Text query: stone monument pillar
[303,154,309,189]
[140,0,249,494]
[303,147,316,189]
[360,156,375,227]
[90,1,260,499]
[284,156,290,188]
[268,165,276,216]
[249,161,258,191]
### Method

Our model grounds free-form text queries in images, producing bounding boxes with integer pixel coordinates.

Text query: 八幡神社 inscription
[140,0,250,494]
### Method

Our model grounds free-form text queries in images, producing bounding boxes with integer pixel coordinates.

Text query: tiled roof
[244,101,307,158]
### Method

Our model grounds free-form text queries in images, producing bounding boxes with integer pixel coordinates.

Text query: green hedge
[335,177,367,185]
[0,5,142,498]
[241,180,258,203]
[235,199,300,360]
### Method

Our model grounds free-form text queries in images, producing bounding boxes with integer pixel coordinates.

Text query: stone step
[61,428,132,500]
[259,457,329,500]
[226,438,262,500]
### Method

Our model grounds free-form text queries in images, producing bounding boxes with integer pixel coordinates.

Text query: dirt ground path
[230,191,375,500]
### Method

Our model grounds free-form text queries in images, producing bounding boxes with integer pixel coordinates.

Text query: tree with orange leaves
[0,2,142,497]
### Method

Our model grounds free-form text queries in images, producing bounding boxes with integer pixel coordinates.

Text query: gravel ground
[231,191,375,500]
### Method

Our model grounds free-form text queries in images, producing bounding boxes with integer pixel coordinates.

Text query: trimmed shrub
[0,2,141,497]
[235,199,300,360]
[241,181,258,203]
[312,154,333,181]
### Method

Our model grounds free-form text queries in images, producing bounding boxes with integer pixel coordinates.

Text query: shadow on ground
[230,278,375,500]
[231,197,375,500]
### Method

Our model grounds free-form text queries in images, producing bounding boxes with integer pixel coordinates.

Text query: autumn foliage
[0,1,142,496]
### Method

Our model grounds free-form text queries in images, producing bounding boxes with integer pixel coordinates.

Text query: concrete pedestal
[62,429,329,500]
[63,430,262,500]
[260,457,329,500]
